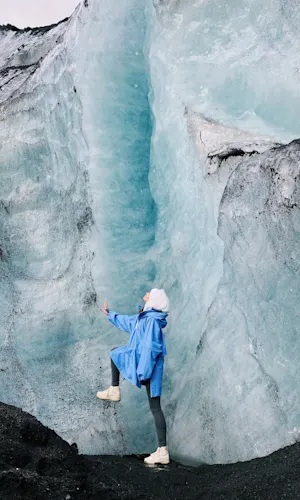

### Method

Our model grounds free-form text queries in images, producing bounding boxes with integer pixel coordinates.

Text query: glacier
[0,0,300,465]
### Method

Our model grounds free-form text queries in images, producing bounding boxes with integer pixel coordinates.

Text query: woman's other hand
[100,301,109,315]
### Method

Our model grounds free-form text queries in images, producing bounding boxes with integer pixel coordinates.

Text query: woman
[97,288,170,465]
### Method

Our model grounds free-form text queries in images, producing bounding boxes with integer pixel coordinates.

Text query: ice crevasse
[0,0,300,465]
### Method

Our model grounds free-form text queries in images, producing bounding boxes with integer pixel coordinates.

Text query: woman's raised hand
[100,301,109,315]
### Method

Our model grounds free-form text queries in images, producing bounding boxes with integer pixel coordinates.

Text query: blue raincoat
[108,307,168,397]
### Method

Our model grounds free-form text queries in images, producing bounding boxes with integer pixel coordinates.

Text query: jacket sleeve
[107,311,137,334]
[137,318,163,382]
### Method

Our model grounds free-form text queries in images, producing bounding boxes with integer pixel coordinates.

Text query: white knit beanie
[144,288,169,313]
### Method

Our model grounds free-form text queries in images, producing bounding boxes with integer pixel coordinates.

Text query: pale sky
[0,0,80,29]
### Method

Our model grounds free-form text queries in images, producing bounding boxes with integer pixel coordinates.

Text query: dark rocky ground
[0,402,300,500]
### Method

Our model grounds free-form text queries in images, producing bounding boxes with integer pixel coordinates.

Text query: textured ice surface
[145,0,300,463]
[0,0,300,464]
[0,1,155,455]
[149,0,300,141]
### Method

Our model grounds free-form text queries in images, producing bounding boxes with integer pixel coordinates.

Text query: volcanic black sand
[0,402,299,499]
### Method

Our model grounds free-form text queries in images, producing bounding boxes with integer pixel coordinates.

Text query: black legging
[110,352,167,447]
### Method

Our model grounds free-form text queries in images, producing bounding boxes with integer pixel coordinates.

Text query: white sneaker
[96,386,121,402]
[144,446,170,465]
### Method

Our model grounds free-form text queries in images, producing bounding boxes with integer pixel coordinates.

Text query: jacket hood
[137,307,168,328]
[143,288,170,313]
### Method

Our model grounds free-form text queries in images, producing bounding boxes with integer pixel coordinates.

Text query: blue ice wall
[0,0,300,465]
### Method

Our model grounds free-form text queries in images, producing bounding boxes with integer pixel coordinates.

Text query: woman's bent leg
[111,347,120,387]
[146,381,167,447]
[96,348,121,401]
